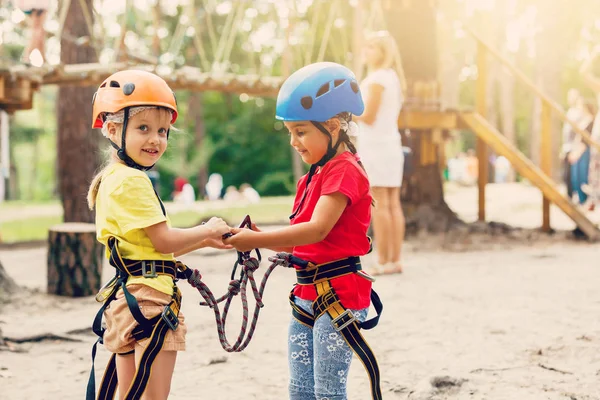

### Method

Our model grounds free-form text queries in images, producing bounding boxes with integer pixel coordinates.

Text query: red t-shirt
[291,151,373,310]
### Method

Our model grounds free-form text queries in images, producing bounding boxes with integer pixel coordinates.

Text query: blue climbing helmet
[276,62,364,122]
[277,63,365,220]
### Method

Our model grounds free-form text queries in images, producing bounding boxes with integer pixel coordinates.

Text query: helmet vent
[301,96,313,110]
[109,80,121,88]
[316,83,330,98]
[334,79,346,88]
[350,80,359,93]
[100,82,107,88]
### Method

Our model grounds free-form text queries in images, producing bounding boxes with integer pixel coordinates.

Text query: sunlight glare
[11,9,25,24]
[29,49,44,67]
[246,8,258,19]
[107,22,121,37]
[158,27,169,39]
[216,1,232,15]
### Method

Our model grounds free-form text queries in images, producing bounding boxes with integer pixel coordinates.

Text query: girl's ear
[106,122,119,141]
[326,118,341,137]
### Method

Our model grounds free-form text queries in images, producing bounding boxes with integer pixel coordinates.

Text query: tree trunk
[385,1,461,233]
[47,223,104,297]
[57,0,99,223]
[0,260,16,346]
[0,260,18,300]
[7,115,19,200]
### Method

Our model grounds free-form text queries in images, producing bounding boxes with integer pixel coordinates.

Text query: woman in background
[355,31,407,275]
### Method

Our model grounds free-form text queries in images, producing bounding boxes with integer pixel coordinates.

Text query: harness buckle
[142,260,157,278]
[357,270,376,282]
[331,309,356,332]
[161,304,179,331]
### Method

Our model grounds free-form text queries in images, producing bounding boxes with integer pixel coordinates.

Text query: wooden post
[47,223,104,297]
[0,110,8,203]
[540,100,552,231]
[476,41,488,222]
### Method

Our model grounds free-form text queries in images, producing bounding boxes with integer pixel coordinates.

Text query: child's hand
[222,227,259,252]
[202,237,233,250]
[250,222,261,232]
[204,217,231,238]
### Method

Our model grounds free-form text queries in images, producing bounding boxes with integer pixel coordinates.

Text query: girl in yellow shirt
[87,70,230,400]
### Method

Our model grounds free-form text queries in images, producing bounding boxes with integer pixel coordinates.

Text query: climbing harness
[283,252,384,400]
[86,237,190,400]
[87,212,382,400]
[86,215,285,399]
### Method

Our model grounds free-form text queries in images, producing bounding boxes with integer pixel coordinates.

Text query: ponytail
[87,161,114,210]
[339,129,376,206]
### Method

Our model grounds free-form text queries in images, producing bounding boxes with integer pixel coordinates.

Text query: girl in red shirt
[225,62,382,400]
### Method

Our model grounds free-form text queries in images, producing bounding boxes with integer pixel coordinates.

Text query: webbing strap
[288,292,315,328]
[96,353,117,400]
[314,280,383,400]
[123,320,171,400]
[107,236,188,280]
[288,275,383,400]
[295,256,362,285]
[87,237,184,400]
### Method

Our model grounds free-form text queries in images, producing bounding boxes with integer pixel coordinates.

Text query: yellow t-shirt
[95,163,174,295]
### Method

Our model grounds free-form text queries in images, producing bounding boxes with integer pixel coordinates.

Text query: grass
[1,215,63,243]
[0,197,294,243]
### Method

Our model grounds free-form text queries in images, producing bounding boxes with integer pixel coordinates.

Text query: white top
[357,68,403,145]
[12,0,50,11]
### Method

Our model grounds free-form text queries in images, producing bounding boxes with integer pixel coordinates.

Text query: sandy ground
[1,183,600,399]
[1,237,600,400]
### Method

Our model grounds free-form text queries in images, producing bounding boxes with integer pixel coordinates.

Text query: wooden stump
[0,260,18,303]
[47,223,104,297]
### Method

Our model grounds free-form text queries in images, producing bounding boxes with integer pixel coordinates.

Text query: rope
[187,251,293,353]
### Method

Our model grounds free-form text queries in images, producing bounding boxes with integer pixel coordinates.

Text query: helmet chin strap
[311,121,342,167]
[107,107,156,171]
[289,121,343,220]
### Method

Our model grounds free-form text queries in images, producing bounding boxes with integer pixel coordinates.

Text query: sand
[1,236,599,400]
[1,182,600,399]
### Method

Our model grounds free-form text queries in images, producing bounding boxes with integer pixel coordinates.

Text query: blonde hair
[365,31,407,93]
[86,106,174,209]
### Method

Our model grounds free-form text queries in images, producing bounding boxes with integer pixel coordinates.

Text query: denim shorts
[288,297,368,400]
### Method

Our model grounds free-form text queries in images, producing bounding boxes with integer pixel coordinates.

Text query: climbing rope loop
[186,215,293,352]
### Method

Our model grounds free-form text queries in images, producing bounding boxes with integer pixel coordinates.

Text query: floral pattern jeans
[288,297,368,400]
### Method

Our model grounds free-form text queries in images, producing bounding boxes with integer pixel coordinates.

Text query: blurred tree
[385,0,461,232]
[56,0,99,222]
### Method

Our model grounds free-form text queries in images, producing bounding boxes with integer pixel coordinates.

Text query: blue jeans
[288,297,368,400]
[571,147,591,204]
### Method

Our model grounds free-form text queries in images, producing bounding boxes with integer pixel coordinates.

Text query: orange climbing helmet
[91,70,178,128]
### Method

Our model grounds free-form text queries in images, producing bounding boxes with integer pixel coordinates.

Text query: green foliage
[9,0,600,202]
